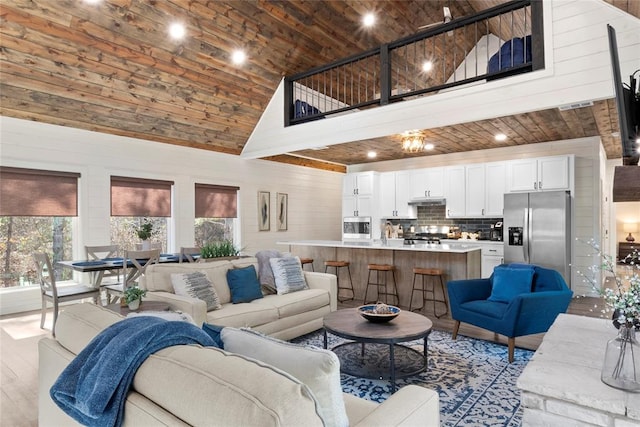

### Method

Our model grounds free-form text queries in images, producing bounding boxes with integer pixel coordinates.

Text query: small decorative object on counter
[577,239,640,392]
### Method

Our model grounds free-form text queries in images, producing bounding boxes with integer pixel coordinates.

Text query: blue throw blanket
[50,316,216,427]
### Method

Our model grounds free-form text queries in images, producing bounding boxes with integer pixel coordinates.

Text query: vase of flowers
[580,239,640,392]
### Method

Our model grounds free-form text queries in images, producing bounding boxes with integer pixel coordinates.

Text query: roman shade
[0,167,80,216]
[111,176,173,217]
[195,184,239,218]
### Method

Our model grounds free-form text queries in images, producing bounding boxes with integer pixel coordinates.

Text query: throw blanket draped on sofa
[50,316,216,427]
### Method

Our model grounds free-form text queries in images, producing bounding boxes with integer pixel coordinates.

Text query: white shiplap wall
[0,116,343,314]
[242,0,639,159]
[351,137,603,296]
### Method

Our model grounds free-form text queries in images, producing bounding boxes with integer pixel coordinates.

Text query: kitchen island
[277,240,481,309]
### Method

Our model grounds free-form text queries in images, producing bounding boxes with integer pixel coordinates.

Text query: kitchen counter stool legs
[410,268,448,318]
[300,258,314,271]
[364,264,399,306]
[324,260,354,302]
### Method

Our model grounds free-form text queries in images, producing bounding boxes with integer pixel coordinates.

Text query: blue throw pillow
[488,267,535,303]
[202,323,225,348]
[227,265,263,304]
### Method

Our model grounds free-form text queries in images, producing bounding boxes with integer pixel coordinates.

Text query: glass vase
[601,325,640,392]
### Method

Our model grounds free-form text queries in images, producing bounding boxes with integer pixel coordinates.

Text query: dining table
[57,253,195,287]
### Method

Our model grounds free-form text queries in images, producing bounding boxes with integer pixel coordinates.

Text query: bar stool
[410,267,448,318]
[363,264,399,306]
[300,258,314,271]
[324,260,354,302]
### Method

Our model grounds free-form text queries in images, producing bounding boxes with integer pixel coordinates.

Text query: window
[110,176,174,252]
[194,184,239,246]
[0,167,79,288]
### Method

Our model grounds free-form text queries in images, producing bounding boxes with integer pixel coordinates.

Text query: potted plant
[135,219,154,250]
[123,285,146,310]
[200,240,241,261]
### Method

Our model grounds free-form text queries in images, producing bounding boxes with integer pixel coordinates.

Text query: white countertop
[277,240,482,253]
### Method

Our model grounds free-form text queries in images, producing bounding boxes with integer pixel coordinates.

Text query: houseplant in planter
[123,285,147,310]
[200,240,241,261]
[135,219,154,250]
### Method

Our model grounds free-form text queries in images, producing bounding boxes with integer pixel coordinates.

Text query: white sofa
[138,257,336,340]
[39,303,441,426]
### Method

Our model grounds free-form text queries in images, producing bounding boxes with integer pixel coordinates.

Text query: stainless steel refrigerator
[503,190,571,286]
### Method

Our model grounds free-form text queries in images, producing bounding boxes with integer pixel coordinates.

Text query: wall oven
[342,216,372,241]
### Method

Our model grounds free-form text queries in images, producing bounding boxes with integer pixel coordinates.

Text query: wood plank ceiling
[1,1,637,172]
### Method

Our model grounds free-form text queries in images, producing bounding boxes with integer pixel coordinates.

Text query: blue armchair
[447,264,573,362]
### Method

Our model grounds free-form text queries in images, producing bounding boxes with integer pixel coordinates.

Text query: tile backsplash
[387,205,502,234]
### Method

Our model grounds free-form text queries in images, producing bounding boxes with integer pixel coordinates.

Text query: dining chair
[85,244,120,286]
[103,249,160,303]
[180,246,201,263]
[33,252,101,337]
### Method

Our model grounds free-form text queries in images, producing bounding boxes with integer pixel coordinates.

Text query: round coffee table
[323,308,432,392]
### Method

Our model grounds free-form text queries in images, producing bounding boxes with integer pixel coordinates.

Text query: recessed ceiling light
[367,151,377,158]
[363,13,376,27]
[424,143,435,151]
[231,50,247,65]
[495,133,507,142]
[169,23,186,40]
[422,61,433,72]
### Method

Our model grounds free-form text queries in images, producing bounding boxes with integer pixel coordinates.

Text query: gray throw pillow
[171,271,222,311]
[269,256,308,295]
[255,250,282,294]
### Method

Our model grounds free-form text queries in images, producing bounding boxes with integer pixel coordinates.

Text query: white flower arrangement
[577,239,640,329]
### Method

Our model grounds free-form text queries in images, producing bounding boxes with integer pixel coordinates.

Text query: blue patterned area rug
[291,329,534,427]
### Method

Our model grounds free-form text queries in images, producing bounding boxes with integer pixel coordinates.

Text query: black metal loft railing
[285,0,543,126]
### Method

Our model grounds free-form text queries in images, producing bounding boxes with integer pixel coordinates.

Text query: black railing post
[380,44,390,106]
[531,0,545,71]
[284,77,293,126]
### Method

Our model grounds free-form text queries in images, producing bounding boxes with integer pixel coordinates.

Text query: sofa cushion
[54,304,123,356]
[133,345,324,426]
[171,271,221,311]
[269,256,308,295]
[255,288,330,318]
[221,328,348,427]
[227,265,263,304]
[256,250,282,294]
[205,301,279,328]
[487,266,534,303]
[461,300,509,319]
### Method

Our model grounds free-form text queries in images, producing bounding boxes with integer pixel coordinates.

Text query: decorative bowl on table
[358,303,401,323]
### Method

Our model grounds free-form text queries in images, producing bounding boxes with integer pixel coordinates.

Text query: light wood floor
[0,295,607,427]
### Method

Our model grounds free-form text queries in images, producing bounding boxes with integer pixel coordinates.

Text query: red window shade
[111,176,173,217]
[0,167,80,216]
[195,184,239,218]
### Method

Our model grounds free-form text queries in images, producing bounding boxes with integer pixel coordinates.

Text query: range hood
[613,166,640,202]
[408,198,447,206]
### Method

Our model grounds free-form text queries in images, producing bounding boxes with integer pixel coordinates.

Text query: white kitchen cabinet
[507,156,570,193]
[465,164,486,217]
[409,168,444,199]
[479,243,504,278]
[379,171,414,218]
[342,171,378,217]
[343,171,376,197]
[445,166,465,218]
[484,162,506,216]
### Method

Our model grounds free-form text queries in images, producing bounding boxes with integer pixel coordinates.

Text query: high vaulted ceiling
[1,1,638,172]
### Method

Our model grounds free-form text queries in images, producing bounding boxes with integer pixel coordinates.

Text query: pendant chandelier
[401,130,426,153]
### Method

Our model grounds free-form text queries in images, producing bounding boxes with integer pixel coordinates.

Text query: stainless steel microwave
[343,216,372,241]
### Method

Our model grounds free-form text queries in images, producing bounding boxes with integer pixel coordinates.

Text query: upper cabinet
[465,164,486,217]
[379,171,414,218]
[444,166,466,218]
[445,162,506,218]
[507,156,571,192]
[484,162,507,216]
[342,172,378,218]
[409,168,444,199]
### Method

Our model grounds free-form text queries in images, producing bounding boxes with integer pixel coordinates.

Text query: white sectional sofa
[39,303,441,426]
[138,257,337,340]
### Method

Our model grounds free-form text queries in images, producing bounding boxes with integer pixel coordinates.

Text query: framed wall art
[276,192,288,231]
[258,191,270,231]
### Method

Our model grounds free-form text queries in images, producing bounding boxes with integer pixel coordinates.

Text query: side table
[105,300,170,316]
